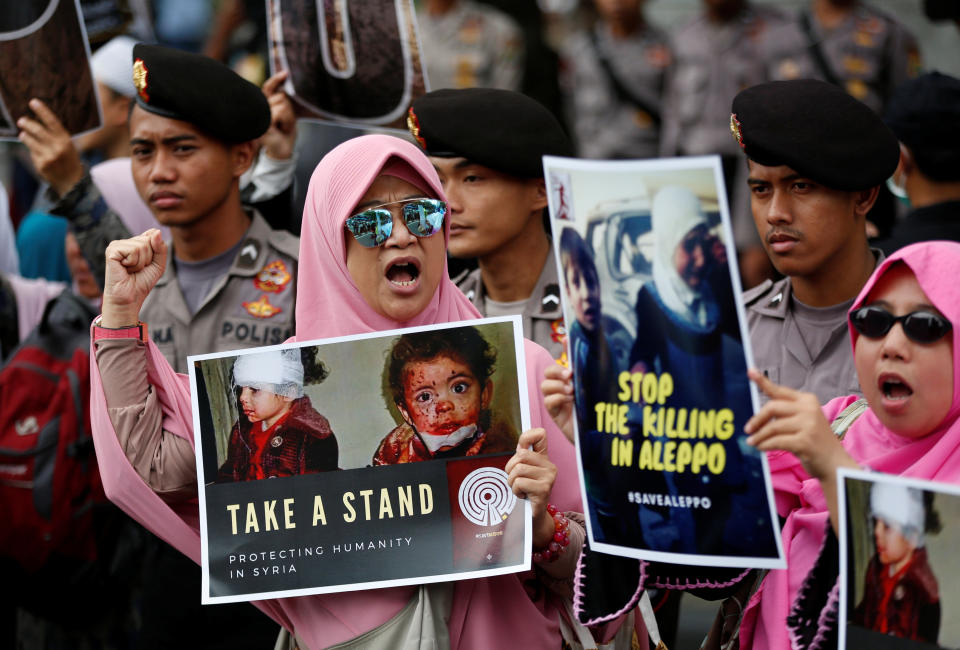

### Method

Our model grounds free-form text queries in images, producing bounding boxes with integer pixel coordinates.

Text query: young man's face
[564,260,601,333]
[128,106,248,227]
[398,354,493,438]
[430,157,547,259]
[747,161,870,281]
[239,386,293,429]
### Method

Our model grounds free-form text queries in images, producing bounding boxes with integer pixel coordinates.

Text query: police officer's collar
[156,210,270,287]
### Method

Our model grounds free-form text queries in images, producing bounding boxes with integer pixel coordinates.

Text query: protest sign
[266,0,427,130]
[189,317,531,603]
[840,469,960,650]
[544,155,783,568]
[0,0,101,138]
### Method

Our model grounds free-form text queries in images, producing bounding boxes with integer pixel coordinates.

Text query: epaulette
[742,278,774,308]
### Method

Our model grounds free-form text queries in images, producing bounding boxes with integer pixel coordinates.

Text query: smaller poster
[0,0,101,139]
[266,0,428,130]
[189,317,531,603]
[544,155,784,568]
[839,469,960,650]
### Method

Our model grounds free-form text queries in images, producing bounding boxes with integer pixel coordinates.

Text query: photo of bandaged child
[841,471,960,650]
[373,327,519,464]
[194,320,523,475]
[198,348,338,482]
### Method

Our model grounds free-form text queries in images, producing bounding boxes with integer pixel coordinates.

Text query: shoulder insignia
[742,278,774,307]
[254,260,292,293]
[542,283,561,308]
[243,294,282,319]
[238,240,259,269]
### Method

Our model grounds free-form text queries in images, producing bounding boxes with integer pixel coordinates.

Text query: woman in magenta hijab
[88,134,588,649]
[739,241,960,648]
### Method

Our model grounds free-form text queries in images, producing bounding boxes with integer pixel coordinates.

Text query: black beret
[407,88,573,178]
[131,44,270,143]
[730,79,899,191]
[884,72,960,182]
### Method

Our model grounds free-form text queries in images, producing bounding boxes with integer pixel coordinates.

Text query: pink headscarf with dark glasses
[741,241,960,649]
[294,134,480,338]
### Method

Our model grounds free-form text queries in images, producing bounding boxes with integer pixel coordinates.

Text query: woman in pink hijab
[738,240,960,649]
[88,134,587,649]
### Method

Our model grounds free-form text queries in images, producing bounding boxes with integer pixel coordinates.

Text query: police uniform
[456,246,565,360]
[731,79,900,405]
[767,4,921,114]
[659,4,790,160]
[409,88,573,360]
[145,211,297,373]
[743,260,880,406]
[416,0,524,91]
[659,3,791,248]
[560,23,671,159]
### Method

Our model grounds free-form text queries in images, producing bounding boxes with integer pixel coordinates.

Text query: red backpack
[0,290,104,571]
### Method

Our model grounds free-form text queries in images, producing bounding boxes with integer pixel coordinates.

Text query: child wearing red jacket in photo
[218,348,338,481]
[853,482,941,643]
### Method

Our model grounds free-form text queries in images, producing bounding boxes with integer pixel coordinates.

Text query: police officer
[408,87,573,359]
[20,44,299,374]
[876,72,960,253]
[560,0,671,159]
[659,0,792,286]
[767,0,921,115]
[733,78,900,405]
[416,0,524,91]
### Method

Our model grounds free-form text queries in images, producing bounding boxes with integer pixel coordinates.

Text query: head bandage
[233,349,303,399]
[871,481,925,545]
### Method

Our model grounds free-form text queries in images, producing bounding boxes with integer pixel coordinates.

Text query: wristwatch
[93,316,148,343]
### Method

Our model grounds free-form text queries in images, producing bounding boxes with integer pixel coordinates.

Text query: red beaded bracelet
[533,503,570,563]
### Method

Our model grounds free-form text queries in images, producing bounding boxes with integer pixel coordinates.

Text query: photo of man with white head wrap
[217,348,338,482]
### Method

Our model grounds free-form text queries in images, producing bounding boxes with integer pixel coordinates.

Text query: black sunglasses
[849,305,952,344]
[345,198,446,248]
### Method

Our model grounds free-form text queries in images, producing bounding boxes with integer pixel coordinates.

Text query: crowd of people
[2,1,960,649]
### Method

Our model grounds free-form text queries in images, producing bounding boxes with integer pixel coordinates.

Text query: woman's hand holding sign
[505,428,558,550]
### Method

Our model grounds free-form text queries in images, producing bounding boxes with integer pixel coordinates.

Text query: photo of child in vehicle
[372,327,518,464]
[217,347,339,481]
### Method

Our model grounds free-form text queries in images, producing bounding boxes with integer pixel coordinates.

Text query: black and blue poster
[544,155,784,568]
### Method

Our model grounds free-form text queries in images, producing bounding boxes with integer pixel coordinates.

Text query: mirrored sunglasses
[345,198,446,248]
[849,305,952,344]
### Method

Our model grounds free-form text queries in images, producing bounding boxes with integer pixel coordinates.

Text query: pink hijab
[294,134,478,336]
[741,241,960,649]
[90,134,581,649]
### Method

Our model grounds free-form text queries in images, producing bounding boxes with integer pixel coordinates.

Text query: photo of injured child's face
[373,327,519,465]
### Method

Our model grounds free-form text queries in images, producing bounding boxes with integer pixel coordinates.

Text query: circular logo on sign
[457,467,517,527]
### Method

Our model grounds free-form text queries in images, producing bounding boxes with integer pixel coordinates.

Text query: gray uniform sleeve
[94,338,197,501]
[48,172,133,291]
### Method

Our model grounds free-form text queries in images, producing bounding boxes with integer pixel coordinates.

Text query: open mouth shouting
[385,256,422,291]
[878,372,913,411]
